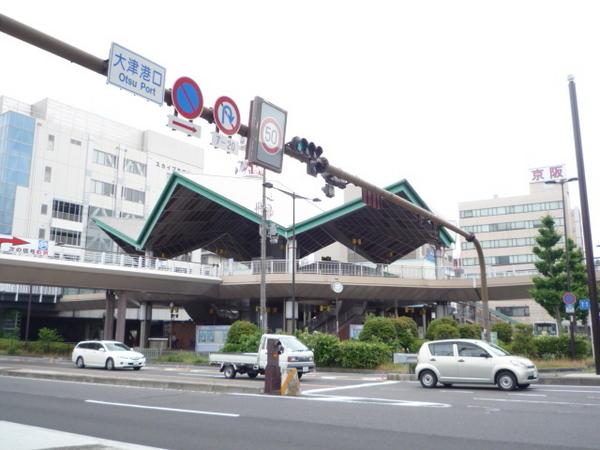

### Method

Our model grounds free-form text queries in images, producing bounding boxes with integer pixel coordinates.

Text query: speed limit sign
[246,97,287,173]
[260,117,283,154]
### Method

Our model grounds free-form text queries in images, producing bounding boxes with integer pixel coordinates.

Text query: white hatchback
[415,339,538,391]
[72,340,145,370]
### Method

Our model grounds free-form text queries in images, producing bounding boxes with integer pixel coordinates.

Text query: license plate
[302,366,309,373]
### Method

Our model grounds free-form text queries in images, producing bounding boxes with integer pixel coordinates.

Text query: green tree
[492,322,513,344]
[393,316,418,351]
[222,321,261,352]
[530,215,587,335]
[37,327,63,353]
[425,317,459,340]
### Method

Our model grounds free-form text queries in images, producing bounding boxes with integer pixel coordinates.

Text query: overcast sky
[2,1,600,256]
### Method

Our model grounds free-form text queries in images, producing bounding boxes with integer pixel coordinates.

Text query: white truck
[208,334,316,379]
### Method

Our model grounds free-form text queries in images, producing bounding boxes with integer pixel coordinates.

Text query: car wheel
[297,372,303,380]
[133,366,142,371]
[518,383,530,389]
[105,358,115,371]
[497,371,517,391]
[76,357,85,369]
[419,370,438,388]
[247,371,258,379]
[223,365,236,379]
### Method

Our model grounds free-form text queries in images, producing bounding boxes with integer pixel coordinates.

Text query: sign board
[579,298,590,311]
[213,96,241,135]
[245,97,287,173]
[195,325,230,353]
[172,77,203,119]
[565,304,575,314]
[107,43,166,105]
[211,132,244,154]
[563,292,576,305]
[529,165,566,183]
[167,114,201,139]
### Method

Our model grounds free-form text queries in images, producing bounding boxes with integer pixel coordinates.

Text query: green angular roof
[94,171,453,263]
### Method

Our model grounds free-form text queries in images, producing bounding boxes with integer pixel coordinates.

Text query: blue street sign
[107,43,166,105]
[562,291,576,305]
[579,298,590,311]
[172,77,204,119]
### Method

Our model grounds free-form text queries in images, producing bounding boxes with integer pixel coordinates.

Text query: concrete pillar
[115,292,128,343]
[103,290,116,340]
[139,301,152,348]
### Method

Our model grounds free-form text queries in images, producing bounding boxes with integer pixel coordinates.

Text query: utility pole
[567,75,600,375]
[259,171,268,333]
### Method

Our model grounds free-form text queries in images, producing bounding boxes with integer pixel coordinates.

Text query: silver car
[415,339,538,391]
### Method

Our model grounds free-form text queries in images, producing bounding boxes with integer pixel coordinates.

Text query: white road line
[303,380,400,394]
[537,388,600,394]
[320,376,338,380]
[508,393,546,397]
[230,392,451,408]
[467,405,501,412]
[474,397,600,407]
[85,400,240,417]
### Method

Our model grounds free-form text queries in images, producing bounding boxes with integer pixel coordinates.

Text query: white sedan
[72,340,145,370]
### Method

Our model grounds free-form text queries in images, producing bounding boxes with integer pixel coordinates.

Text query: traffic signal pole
[287,155,492,341]
[0,12,492,341]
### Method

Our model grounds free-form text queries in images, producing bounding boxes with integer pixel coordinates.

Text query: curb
[385,372,600,386]
[0,368,264,394]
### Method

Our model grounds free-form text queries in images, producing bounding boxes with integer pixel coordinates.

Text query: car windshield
[104,342,130,352]
[486,343,511,356]
[278,337,309,351]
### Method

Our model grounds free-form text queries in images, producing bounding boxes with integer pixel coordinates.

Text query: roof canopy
[94,172,453,264]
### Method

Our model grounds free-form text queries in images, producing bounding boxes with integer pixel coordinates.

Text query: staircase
[308,302,368,335]
[454,301,520,326]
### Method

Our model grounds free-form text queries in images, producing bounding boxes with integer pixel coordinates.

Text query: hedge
[337,340,392,369]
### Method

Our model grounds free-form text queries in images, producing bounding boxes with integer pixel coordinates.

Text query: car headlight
[288,356,298,362]
[511,359,528,368]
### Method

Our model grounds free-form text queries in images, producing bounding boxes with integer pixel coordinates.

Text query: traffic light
[289,137,325,177]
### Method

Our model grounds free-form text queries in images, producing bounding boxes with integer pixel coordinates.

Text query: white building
[458,165,581,334]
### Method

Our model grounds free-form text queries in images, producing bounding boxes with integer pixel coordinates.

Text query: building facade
[458,166,580,334]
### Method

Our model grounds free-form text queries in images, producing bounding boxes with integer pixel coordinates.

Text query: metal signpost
[107,43,166,105]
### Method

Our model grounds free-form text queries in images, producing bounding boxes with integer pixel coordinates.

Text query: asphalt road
[2,369,600,449]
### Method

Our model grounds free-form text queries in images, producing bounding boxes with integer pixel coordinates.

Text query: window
[91,179,115,197]
[47,134,55,151]
[70,138,82,146]
[44,166,52,183]
[460,201,563,219]
[120,212,144,219]
[124,158,147,176]
[458,343,486,357]
[429,343,454,357]
[52,200,83,222]
[121,186,145,204]
[496,306,530,317]
[50,227,81,246]
[93,149,117,168]
[38,228,45,239]
[41,204,48,215]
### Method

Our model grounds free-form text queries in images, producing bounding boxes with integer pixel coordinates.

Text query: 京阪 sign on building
[529,165,566,183]
[107,43,166,105]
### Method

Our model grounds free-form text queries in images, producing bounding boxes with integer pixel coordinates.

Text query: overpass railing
[0,247,219,278]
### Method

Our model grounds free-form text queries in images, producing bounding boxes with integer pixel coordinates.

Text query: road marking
[508,393,546,397]
[303,380,399,394]
[439,390,474,394]
[474,397,600,407]
[467,405,500,413]
[231,392,451,408]
[85,400,240,417]
[320,376,338,380]
[537,388,600,394]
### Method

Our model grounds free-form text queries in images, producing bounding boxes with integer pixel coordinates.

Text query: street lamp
[263,182,321,333]
[545,177,578,355]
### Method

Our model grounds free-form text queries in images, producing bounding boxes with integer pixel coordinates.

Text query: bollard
[280,368,301,396]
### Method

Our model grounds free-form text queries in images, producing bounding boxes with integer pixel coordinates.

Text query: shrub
[37,327,64,353]
[492,323,513,344]
[358,316,397,344]
[337,340,392,369]
[393,316,418,351]
[408,338,426,353]
[425,317,459,340]
[459,324,482,339]
[297,331,341,367]
[535,335,589,360]
[7,339,20,355]
[511,324,537,358]
[222,331,261,353]
[225,321,259,346]
[429,323,460,340]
